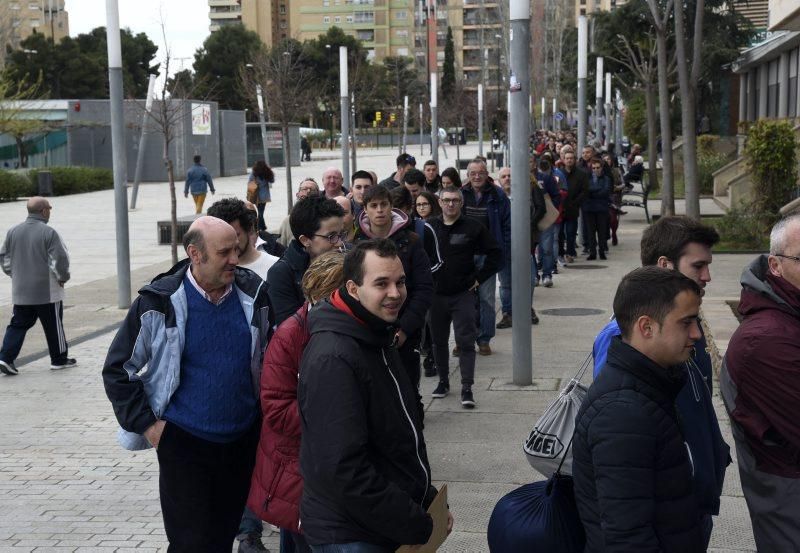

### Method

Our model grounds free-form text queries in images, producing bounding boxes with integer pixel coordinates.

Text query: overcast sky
[65,0,210,74]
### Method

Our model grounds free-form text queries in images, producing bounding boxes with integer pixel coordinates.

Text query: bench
[157,214,201,245]
[620,176,651,224]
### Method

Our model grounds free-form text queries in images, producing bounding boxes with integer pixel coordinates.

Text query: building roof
[732,31,800,72]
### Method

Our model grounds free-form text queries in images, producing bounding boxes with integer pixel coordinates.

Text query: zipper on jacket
[381,348,430,506]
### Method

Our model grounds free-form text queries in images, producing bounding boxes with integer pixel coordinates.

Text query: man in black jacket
[428,186,502,408]
[298,239,452,552]
[267,196,344,326]
[562,150,588,262]
[573,267,707,552]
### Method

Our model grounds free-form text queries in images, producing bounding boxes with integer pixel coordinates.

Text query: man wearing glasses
[267,196,345,326]
[721,214,800,552]
[428,186,501,408]
[461,159,511,356]
[0,197,74,375]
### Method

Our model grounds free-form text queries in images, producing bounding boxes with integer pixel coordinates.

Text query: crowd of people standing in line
[92,126,800,553]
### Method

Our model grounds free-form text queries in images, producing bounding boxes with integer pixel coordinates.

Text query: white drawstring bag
[523,354,591,477]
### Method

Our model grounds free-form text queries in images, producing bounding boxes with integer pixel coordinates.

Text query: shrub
[698,152,729,195]
[623,92,647,148]
[27,166,114,196]
[697,134,719,157]
[712,204,771,251]
[744,120,798,215]
[0,170,32,202]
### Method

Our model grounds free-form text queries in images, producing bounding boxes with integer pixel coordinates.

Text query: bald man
[102,216,274,551]
[0,197,73,376]
[333,195,356,242]
[322,167,346,198]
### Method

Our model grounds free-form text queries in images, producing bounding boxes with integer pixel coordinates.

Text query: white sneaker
[543,276,553,288]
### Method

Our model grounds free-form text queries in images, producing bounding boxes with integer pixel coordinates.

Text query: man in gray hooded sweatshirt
[0,197,74,375]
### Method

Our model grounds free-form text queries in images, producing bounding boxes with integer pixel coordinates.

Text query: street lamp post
[339,46,350,186]
[577,15,588,154]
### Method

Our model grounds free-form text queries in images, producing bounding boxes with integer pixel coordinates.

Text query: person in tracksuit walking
[0,197,75,375]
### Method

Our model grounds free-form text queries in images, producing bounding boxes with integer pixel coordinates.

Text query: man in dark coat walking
[574,267,707,552]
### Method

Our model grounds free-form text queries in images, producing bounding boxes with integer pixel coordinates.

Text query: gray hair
[770,214,800,255]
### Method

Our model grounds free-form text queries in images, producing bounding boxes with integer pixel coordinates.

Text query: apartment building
[0,0,69,52]
[573,0,626,22]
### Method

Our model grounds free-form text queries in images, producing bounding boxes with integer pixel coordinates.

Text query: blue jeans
[498,256,537,316]
[475,255,496,344]
[311,543,393,553]
[564,219,579,257]
[539,224,559,278]
[237,506,263,539]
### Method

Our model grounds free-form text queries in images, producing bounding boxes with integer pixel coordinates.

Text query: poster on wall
[191,103,212,135]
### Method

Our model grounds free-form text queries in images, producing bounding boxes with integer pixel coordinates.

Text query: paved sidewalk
[0,149,759,551]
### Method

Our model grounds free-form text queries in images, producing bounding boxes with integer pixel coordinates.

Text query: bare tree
[0,75,51,168]
[674,0,705,219]
[647,0,676,216]
[244,40,316,215]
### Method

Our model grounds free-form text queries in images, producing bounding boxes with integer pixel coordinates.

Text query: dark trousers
[585,210,609,255]
[257,203,267,231]
[0,302,68,364]
[430,291,477,387]
[157,420,259,552]
[558,223,566,257]
[564,219,579,257]
[609,207,619,241]
[281,528,312,553]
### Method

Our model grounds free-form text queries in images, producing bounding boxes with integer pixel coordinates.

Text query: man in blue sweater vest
[103,216,273,552]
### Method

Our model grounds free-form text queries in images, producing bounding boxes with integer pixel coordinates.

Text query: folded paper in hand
[396,484,449,553]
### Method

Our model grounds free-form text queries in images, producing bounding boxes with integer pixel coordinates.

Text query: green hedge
[28,167,114,196]
[0,170,32,202]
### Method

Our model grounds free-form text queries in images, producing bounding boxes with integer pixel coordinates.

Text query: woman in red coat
[248,251,345,553]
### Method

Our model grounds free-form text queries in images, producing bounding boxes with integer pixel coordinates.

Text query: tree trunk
[674,2,700,219]
[166,151,178,265]
[655,29,675,216]
[644,83,660,191]
[15,137,28,168]
[283,122,293,216]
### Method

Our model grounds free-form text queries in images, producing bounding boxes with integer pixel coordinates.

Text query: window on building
[395,10,407,19]
[354,11,374,23]
[10,3,20,10]
[30,18,40,27]
[580,8,586,15]
[398,47,409,56]
[279,5,286,14]
[397,29,408,38]
[323,16,330,23]
[767,58,779,117]
[323,0,330,6]
[280,22,287,29]
[346,15,353,22]
[28,2,40,10]
[356,29,374,41]
[334,16,341,22]
[367,49,376,61]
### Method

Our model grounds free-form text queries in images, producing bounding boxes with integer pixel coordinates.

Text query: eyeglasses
[440,198,462,205]
[774,253,800,263]
[416,202,431,208]
[314,232,347,244]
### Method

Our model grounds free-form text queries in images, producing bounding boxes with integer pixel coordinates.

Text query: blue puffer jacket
[102,260,273,450]
[461,182,511,265]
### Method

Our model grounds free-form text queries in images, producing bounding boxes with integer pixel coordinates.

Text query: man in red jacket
[721,214,800,551]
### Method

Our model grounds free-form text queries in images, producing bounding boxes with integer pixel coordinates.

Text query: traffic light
[376,111,382,121]
[390,113,396,123]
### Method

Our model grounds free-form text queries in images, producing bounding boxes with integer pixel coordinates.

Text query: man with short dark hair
[102,216,273,551]
[422,159,440,193]
[379,153,416,189]
[350,169,374,216]
[561,150,588,263]
[268,196,345,326]
[0,197,74,375]
[299,239,452,551]
[403,168,426,200]
[574,267,707,552]
[353,186,433,400]
[184,154,215,214]
[592,216,729,548]
[721,214,800,551]
[428,186,501,408]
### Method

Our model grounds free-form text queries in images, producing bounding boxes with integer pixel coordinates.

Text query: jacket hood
[738,254,800,319]
[357,208,409,239]
[308,295,396,348]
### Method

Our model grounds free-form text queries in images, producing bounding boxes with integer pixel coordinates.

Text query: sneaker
[586,253,597,261]
[612,236,618,246]
[552,267,559,274]
[531,309,539,325]
[423,355,437,377]
[478,343,492,356]
[599,251,607,260]
[432,381,450,398]
[50,358,77,371]
[533,276,540,287]
[461,387,476,409]
[496,314,512,329]
[565,255,575,263]
[452,345,460,357]
[238,536,268,553]
[557,256,567,267]
[542,276,553,288]
[0,359,18,376]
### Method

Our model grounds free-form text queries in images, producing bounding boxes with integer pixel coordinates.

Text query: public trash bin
[38,171,53,196]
